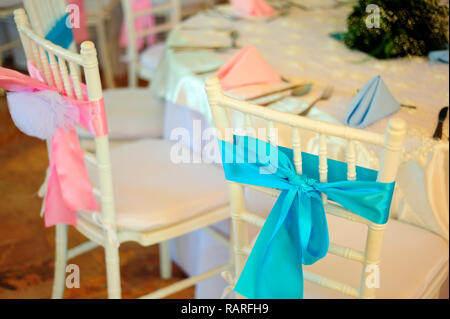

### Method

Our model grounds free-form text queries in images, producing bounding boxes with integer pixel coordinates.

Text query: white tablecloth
[150,4,449,298]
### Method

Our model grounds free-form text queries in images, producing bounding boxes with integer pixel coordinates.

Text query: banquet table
[149,3,450,298]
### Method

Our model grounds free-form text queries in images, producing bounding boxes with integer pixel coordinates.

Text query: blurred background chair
[83,0,121,89]
[121,0,219,87]
[0,0,23,68]
[121,0,180,87]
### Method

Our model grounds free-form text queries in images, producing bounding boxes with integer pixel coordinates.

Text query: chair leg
[159,241,172,280]
[104,242,122,299]
[51,224,68,299]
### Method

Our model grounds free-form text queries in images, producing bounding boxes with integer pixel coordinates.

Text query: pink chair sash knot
[0,65,109,227]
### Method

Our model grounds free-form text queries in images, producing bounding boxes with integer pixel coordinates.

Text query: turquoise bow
[219,136,394,299]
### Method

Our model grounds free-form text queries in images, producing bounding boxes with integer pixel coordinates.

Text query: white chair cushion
[243,188,449,299]
[303,214,449,299]
[139,42,166,73]
[79,139,229,232]
[78,88,165,140]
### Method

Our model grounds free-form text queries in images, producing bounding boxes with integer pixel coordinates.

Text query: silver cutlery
[298,86,334,116]
[247,82,310,101]
[400,104,417,109]
[432,106,448,140]
[206,8,243,21]
[170,45,229,52]
[283,0,308,10]
[215,30,240,52]
[261,83,313,106]
[171,30,240,53]
[194,67,221,75]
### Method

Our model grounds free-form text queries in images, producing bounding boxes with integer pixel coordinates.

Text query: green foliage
[343,0,449,59]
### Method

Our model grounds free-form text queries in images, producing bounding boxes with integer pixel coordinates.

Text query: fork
[298,86,334,116]
[215,30,240,53]
[206,8,242,21]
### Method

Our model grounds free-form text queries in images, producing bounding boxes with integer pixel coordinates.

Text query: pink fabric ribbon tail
[0,66,108,227]
[68,0,90,44]
[45,127,98,226]
[120,0,156,50]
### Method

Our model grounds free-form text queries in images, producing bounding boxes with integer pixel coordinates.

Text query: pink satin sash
[0,66,108,227]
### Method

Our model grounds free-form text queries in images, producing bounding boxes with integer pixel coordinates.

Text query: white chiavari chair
[121,0,180,87]
[205,76,449,299]
[23,0,167,147]
[13,8,232,299]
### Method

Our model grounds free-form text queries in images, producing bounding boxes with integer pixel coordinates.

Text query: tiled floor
[0,87,195,299]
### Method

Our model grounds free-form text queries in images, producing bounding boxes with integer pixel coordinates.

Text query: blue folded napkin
[429,50,449,64]
[345,75,400,128]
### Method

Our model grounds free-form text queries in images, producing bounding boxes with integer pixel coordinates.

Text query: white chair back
[121,0,180,87]
[205,76,407,299]
[14,7,117,236]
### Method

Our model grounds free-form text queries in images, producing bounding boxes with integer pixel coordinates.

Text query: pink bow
[0,66,108,227]
[120,0,156,50]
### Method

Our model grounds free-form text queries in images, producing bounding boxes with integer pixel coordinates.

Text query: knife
[247,82,310,101]
[432,106,449,140]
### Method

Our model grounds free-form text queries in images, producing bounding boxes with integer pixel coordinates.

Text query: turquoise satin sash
[219,135,394,299]
[45,14,74,50]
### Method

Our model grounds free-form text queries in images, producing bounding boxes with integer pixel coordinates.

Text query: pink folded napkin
[216,45,281,90]
[120,0,156,50]
[230,0,275,17]
[68,0,90,44]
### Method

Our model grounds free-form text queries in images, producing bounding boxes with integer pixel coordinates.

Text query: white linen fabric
[139,42,167,75]
[303,213,449,299]
[79,138,229,232]
[78,88,165,140]
[139,23,229,78]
